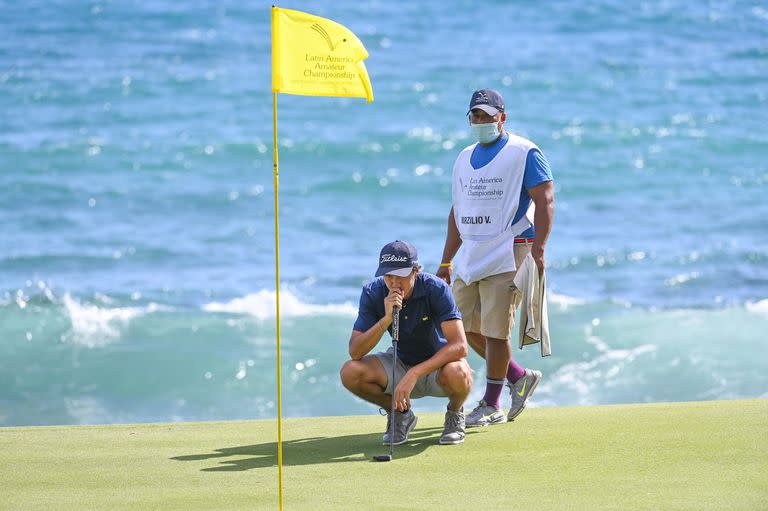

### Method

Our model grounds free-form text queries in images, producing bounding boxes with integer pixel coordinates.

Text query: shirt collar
[405,273,427,301]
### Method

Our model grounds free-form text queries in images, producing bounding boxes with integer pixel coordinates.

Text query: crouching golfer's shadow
[171,427,445,471]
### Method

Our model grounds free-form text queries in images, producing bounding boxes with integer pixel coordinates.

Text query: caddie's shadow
[171,427,447,471]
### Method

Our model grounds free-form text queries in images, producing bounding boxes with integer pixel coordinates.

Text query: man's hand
[436,265,452,285]
[527,180,554,277]
[438,207,461,286]
[383,289,403,321]
[393,369,417,412]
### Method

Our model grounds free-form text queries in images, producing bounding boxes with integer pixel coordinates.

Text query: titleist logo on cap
[381,254,408,263]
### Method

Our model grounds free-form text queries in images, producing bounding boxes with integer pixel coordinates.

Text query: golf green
[2,399,766,510]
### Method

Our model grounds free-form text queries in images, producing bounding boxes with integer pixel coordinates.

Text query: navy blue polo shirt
[353,273,462,366]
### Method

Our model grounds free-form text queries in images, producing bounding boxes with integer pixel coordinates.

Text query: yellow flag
[271,7,374,102]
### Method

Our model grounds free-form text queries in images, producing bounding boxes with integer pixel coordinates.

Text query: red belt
[514,238,535,244]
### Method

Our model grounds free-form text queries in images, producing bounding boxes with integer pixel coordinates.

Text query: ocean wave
[538,342,658,406]
[62,294,165,348]
[664,271,701,287]
[746,299,768,315]
[202,290,357,320]
[548,292,589,309]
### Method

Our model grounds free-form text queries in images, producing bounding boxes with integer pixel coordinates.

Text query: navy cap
[467,88,505,116]
[375,240,419,277]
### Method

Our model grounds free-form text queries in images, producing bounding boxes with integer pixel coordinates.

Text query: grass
[1,399,766,510]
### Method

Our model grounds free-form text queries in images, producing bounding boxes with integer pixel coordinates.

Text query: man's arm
[392,319,468,411]
[528,180,554,274]
[348,322,390,361]
[437,207,462,284]
[348,288,402,360]
[405,319,467,377]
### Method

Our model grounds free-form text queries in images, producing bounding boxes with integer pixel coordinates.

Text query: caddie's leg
[453,277,484,358]
[466,331,486,358]
[339,356,391,409]
[483,336,511,408]
[467,332,526,384]
[437,360,473,412]
[464,339,508,427]
[477,268,525,409]
[485,337,511,377]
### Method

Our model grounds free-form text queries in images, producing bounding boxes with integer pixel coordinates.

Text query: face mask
[470,122,500,144]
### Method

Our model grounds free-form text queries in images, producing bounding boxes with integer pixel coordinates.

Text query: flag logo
[311,23,346,51]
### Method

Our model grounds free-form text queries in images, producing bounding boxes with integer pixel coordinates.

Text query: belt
[514,237,535,244]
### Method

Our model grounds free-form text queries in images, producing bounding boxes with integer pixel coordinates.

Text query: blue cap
[375,240,419,277]
[467,88,505,116]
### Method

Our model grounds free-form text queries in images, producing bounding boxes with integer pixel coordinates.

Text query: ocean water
[1,0,767,426]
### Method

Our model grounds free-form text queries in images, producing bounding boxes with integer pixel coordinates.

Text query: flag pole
[272,90,284,511]
[270,7,372,508]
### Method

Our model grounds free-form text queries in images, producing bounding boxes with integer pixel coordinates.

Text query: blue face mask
[470,122,500,144]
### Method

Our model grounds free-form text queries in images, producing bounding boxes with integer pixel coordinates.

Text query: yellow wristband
[439,263,452,267]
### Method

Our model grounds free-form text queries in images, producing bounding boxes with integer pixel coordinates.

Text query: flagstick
[270,7,372,507]
[272,91,284,511]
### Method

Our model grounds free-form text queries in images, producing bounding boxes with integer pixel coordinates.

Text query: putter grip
[392,307,399,341]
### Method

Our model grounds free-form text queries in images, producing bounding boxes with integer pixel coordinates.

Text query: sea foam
[202,289,357,320]
[746,299,768,315]
[62,294,162,347]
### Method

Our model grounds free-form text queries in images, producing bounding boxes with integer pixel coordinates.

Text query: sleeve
[523,149,553,191]
[430,280,462,324]
[352,286,380,333]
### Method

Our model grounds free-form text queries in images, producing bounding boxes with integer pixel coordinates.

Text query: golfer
[340,240,472,445]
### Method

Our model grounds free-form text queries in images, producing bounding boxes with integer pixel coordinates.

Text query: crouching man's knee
[438,360,473,394]
[340,359,365,391]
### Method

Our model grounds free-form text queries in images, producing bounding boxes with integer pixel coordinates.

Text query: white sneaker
[507,369,542,420]
[439,408,465,445]
[465,400,507,427]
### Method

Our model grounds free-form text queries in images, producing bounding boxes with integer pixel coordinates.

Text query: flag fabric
[271,6,374,102]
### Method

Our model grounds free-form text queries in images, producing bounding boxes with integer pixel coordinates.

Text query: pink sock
[506,359,526,383]
[482,378,505,409]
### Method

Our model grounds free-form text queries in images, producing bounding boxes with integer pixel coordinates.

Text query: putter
[373,306,399,462]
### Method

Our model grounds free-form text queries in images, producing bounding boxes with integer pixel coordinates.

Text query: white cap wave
[202,289,357,320]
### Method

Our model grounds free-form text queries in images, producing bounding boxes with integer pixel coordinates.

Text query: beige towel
[511,253,551,357]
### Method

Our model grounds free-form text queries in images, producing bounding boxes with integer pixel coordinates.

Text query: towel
[511,253,551,357]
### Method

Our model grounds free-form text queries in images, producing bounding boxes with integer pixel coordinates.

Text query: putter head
[372,454,392,462]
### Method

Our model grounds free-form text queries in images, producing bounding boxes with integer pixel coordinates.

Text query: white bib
[452,135,537,284]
